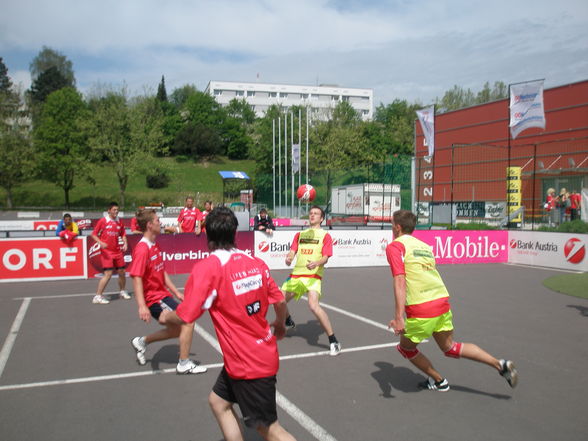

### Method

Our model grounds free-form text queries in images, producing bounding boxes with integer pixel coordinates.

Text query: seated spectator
[55,213,79,245]
[130,209,143,234]
[254,208,275,235]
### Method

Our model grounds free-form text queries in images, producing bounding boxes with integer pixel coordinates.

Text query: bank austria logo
[258,241,270,253]
[563,238,585,264]
[257,241,290,253]
[509,239,518,249]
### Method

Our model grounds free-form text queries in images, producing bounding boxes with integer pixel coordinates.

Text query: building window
[269,92,277,98]
[342,96,350,102]
[279,92,288,98]
[311,94,319,100]
[331,95,340,101]
[301,93,309,99]
[236,90,244,96]
[214,89,222,96]
[247,90,255,97]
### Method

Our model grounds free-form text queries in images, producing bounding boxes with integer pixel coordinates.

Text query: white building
[204,80,373,120]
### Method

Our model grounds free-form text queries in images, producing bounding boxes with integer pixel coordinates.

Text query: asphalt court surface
[1,263,587,441]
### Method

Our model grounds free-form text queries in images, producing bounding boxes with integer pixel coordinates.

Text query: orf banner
[509,80,546,139]
[416,105,435,157]
[0,237,87,282]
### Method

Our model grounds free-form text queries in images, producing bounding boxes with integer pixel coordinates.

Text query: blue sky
[1,0,587,105]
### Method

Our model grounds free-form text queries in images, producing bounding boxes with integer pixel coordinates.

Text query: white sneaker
[92,295,110,305]
[499,359,518,388]
[131,337,146,365]
[329,342,342,356]
[120,290,131,300]
[176,360,207,374]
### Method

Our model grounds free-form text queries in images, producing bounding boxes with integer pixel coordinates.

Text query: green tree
[174,122,222,159]
[169,84,198,109]
[29,66,71,105]
[225,98,256,126]
[436,85,476,112]
[156,75,168,102]
[374,99,421,154]
[34,87,88,207]
[0,57,13,93]
[29,46,75,86]
[88,91,164,207]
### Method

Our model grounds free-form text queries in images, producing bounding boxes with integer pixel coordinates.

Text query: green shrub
[453,222,497,230]
[146,168,170,189]
[538,220,588,233]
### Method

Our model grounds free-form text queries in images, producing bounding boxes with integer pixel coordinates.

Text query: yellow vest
[292,228,328,278]
[394,234,449,305]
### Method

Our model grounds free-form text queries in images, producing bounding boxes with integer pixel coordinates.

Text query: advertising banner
[509,79,546,139]
[88,232,255,277]
[414,230,508,264]
[0,237,87,282]
[508,231,587,271]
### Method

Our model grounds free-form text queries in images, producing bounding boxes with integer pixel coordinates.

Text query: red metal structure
[414,80,588,224]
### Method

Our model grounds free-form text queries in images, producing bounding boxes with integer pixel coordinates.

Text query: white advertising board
[508,231,587,272]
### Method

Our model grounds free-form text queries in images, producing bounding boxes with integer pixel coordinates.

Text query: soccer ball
[296,184,316,203]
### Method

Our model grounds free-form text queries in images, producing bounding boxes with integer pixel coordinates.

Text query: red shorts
[100,250,126,270]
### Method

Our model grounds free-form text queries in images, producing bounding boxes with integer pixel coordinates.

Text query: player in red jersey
[165,196,202,234]
[128,209,206,374]
[91,202,130,304]
[161,207,295,441]
[201,200,213,233]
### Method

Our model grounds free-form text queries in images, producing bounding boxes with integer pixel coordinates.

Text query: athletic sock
[178,359,190,366]
[328,334,338,344]
[139,336,146,347]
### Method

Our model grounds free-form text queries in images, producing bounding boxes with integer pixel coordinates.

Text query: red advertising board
[0,237,87,282]
[87,232,255,277]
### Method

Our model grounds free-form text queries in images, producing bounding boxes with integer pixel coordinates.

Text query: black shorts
[212,367,278,428]
[148,296,179,320]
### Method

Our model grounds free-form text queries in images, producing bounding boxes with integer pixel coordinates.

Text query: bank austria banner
[508,231,587,271]
[254,229,508,270]
[0,237,87,282]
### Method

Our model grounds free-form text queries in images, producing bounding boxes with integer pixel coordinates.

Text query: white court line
[300,297,393,332]
[503,262,585,274]
[0,341,392,393]
[0,298,31,379]
[14,287,187,301]
[193,323,338,441]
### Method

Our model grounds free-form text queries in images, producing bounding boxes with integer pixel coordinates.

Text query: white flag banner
[291,143,300,173]
[416,106,435,157]
[509,80,546,139]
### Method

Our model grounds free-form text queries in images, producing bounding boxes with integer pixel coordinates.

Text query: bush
[146,168,170,189]
[539,219,588,234]
[175,155,190,163]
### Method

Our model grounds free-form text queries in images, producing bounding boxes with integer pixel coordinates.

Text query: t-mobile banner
[0,237,87,282]
[508,231,587,271]
[414,230,508,264]
[87,232,255,277]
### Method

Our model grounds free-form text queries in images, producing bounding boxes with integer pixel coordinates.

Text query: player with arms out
[161,207,295,441]
[281,205,341,356]
[165,196,202,235]
[91,202,130,304]
[129,209,206,374]
[386,210,518,391]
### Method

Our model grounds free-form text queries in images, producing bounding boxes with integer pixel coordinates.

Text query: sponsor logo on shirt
[233,274,263,296]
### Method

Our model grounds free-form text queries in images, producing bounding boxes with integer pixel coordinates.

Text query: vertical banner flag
[291,143,300,173]
[506,167,522,223]
[509,80,546,139]
[416,106,435,157]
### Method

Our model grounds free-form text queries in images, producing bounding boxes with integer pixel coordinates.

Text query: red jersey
[92,215,126,253]
[177,207,202,233]
[130,217,140,232]
[289,231,333,255]
[177,249,284,380]
[128,238,170,306]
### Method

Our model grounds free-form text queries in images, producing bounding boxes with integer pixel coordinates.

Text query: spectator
[55,213,79,246]
[201,200,213,233]
[545,188,557,226]
[570,190,581,221]
[130,209,143,234]
[254,208,275,236]
[164,196,202,235]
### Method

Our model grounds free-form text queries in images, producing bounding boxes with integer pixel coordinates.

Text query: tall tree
[0,57,13,93]
[169,84,198,108]
[156,75,168,102]
[88,91,164,207]
[29,46,75,86]
[29,66,70,105]
[34,87,88,207]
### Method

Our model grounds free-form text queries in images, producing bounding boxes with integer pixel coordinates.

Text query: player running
[161,207,295,441]
[386,210,518,391]
[128,209,206,374]
[281,205,341,356]
[91,202,130,304]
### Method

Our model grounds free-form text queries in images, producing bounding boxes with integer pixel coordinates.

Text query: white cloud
[1,0,587,104]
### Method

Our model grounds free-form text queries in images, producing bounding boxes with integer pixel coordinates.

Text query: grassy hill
[0,157,256,210]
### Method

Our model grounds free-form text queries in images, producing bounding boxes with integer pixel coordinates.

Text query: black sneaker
[499,359,518,388]
[419,377,450,392]
[285,316,296,330]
